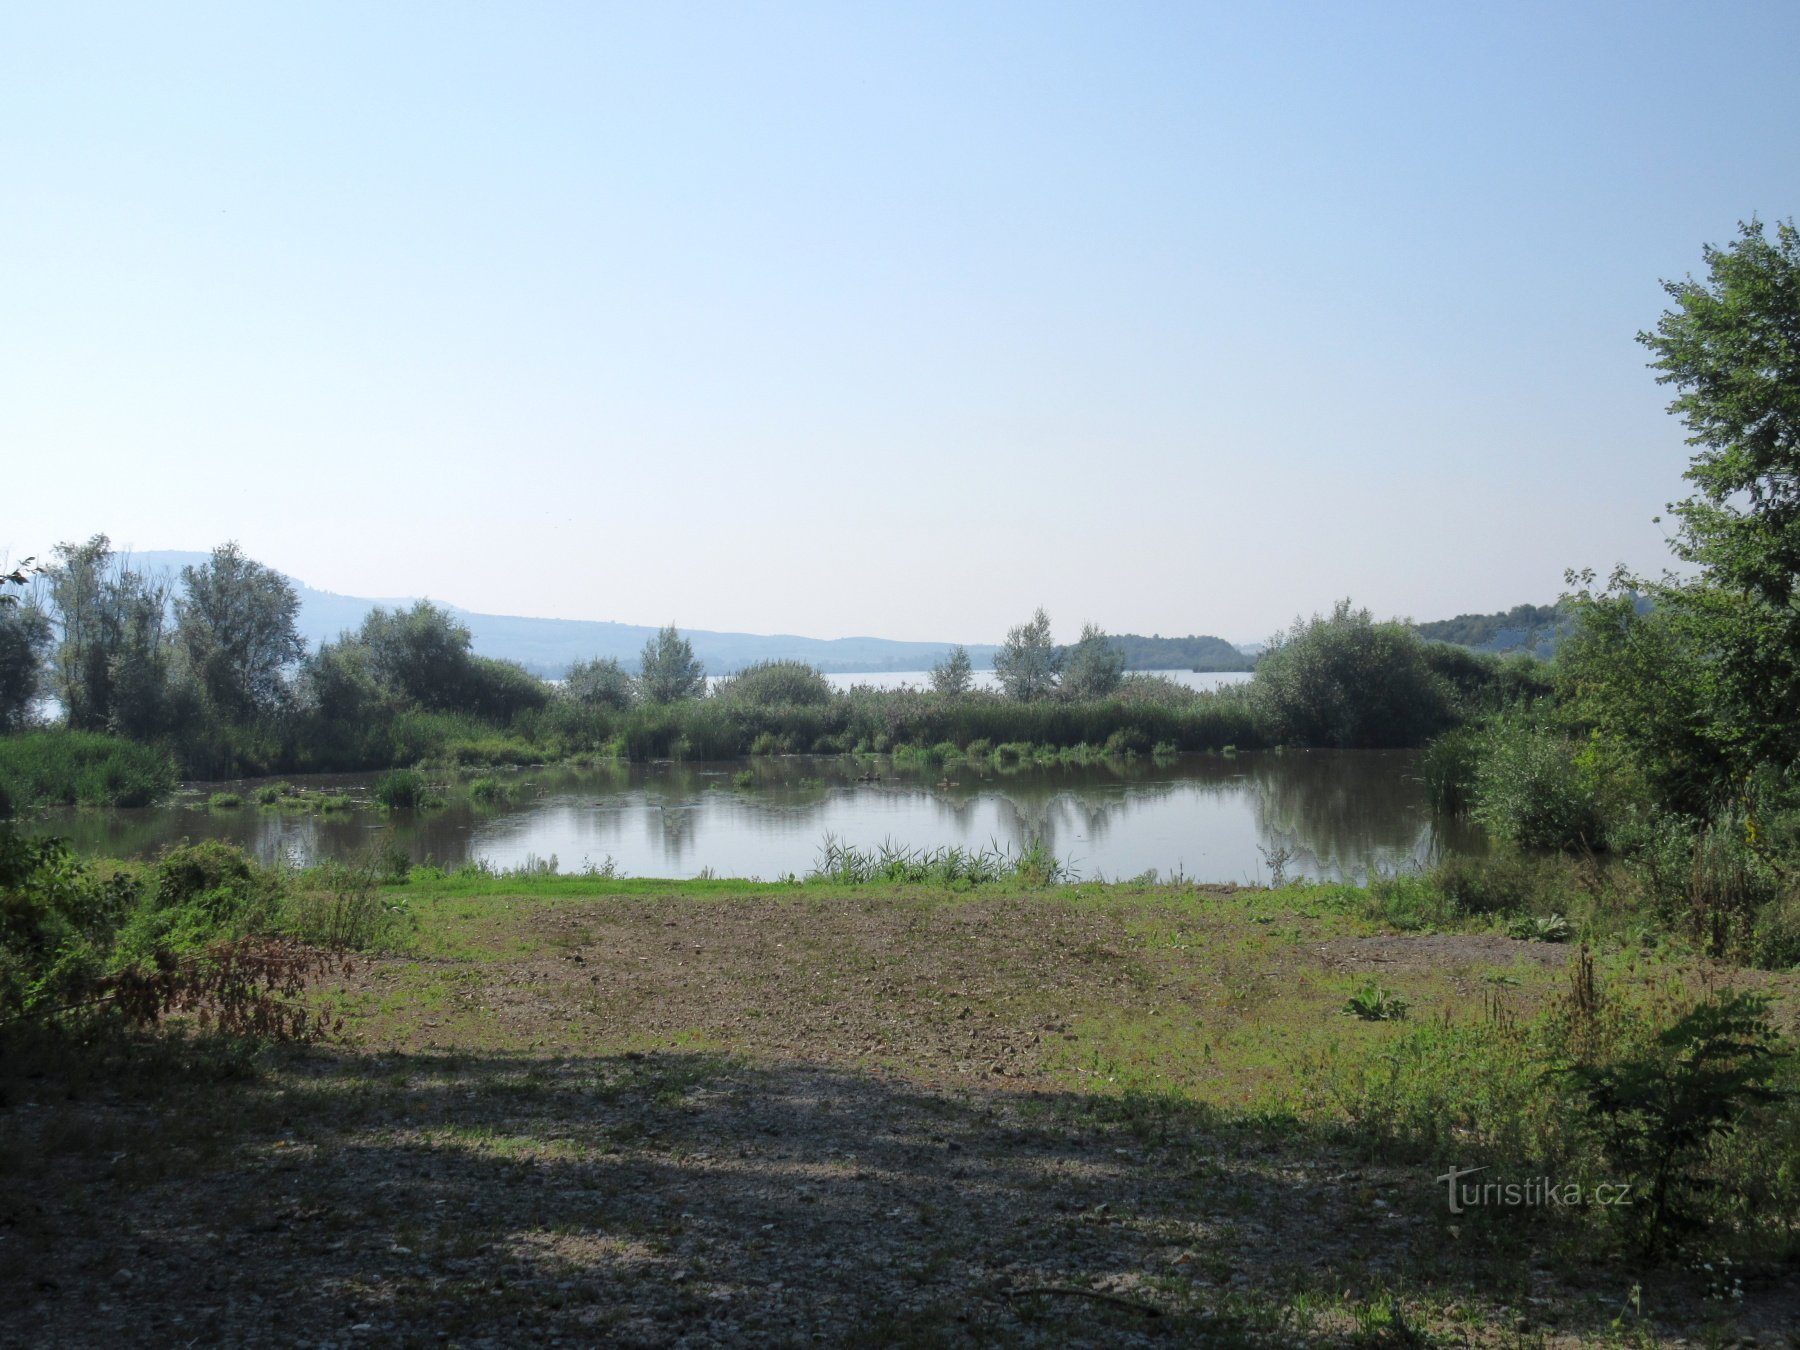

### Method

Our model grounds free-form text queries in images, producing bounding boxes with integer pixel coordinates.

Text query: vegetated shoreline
[3,865,1796,1346]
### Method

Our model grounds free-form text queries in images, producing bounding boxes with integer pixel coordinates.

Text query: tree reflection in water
[26,751,1483,883]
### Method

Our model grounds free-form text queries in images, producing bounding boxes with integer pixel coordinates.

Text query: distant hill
[116,552,1251,677]
[1415,603,1568,658]
[1102,633,1256,671]
[127,552,996,676]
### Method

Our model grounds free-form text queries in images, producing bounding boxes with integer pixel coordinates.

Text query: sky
[4,2,1797,647]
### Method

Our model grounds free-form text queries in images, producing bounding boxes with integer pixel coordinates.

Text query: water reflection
[27,750,1483,884]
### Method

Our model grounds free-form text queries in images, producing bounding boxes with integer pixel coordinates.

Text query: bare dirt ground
[3,888,1796,1347]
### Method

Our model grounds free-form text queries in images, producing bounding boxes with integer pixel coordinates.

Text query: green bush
[1253,601,1456,748]
[715,660,833,707]
[207,791,243,811]
[374,769,427,810]
[120,840,280,960]
[466,775,511,805]
[0,832,139,1019]
[1564,990,1790,1253]
[1471,717,1603,851]
[0,730,175,811]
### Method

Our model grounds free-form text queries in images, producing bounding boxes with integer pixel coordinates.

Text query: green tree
[638,625,705,703]
[358,602,477,710]
[0,600,53,730]
[1565,219,1800,816]
[562,656,636,710]
[173,543,305,720]
[1253,600,1455,748]
[714,660,831,706]
[43,536,174,736]
[929,644,974,696]
[993,608,1060,701]
[1060,622,1125,699]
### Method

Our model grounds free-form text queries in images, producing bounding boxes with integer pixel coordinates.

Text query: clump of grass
[284,858,408,950]
[466,775,511,805]
[206,791,244,811]
[252,782,292,807]
[374,769,427,810]
[0,729,175,812]
[732,769,755,790]
[806,833,1075,887]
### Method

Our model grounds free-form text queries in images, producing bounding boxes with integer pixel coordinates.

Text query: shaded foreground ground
[4,881,1798,1346]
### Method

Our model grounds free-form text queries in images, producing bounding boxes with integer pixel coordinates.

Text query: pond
[29,748,1484,884]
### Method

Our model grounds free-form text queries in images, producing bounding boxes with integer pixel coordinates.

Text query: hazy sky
[5,2,1796,646]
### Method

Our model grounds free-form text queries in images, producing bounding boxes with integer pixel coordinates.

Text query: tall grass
[806,833,1075,886]
[0,730,176,813]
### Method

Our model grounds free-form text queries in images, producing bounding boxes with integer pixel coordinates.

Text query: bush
[1471,717,1603,851]
[561,656,636,711]
[1253,601,1456,748]
[0,730,175,811]
[466,775,510,805]
[374,769,427,810]
[1418,727,1480,815]
[0,832,138,1019]
[1102,727,1149,757]
[715,660,833,707]
[1564,990,1790,1253]
[120,840,281,960]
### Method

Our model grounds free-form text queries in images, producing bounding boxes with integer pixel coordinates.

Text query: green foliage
[0,601,53,732]
[560,656,635,711]
[1343,980,1409,1021]
[1646,218,1800,610]
[1415,602,1567,655]
[928,644,974,696]
[806,833,1073,887]
[993,607,1061,702]
[1060,622,1126,700]
[207,791,243,811]
[1418,727,1480,814]
[0,832,137,1018]
[43,536,177,739]
[466,775,511,805]
[282,858,406,950]
[173,542,304,720]
[120,840,281,960]
[1252,600,1456,748]
[1469,716,1603,851]
[374,768,427,809]
[0,730,175,812]
[714,660,832,707]
[1564,990,1790,1253]
[637,625,705,704]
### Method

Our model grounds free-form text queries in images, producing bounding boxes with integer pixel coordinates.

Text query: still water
[33,749,1482,884]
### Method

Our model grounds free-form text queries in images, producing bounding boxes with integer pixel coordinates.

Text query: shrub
[1418,728,1480,815]
[466,775,510,805]
[715,660,833,707]
[0,729,175,811]
[561,656,636,711]
[1102,727,1149,757]
[1253,600,1456,748]
[284,859,405,950]
[1564,990,1790,1253]
[374,769,427,810]
[1344,980,1409,1021]
[1471,717,1603,851]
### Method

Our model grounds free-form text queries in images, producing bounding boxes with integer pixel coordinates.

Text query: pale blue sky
[4,2,1796,645]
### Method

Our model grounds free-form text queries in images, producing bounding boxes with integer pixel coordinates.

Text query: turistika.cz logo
[1436,1165,1633,1214]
